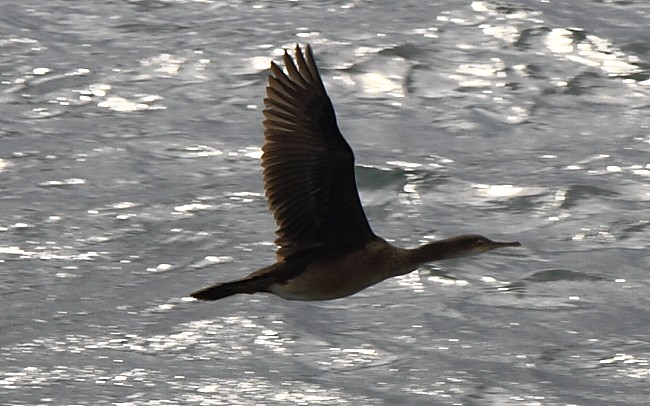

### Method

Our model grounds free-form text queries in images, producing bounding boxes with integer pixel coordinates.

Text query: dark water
[1,1,649,405]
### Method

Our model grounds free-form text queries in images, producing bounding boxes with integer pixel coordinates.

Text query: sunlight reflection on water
[2,0,650,405]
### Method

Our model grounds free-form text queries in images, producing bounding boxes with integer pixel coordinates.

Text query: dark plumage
[190,45,520,302]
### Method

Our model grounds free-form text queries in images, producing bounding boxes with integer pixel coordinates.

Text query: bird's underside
[191,238,415,301]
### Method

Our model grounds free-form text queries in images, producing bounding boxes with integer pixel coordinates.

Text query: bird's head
[446,234,521,258]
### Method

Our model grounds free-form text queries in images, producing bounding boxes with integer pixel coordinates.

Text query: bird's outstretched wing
[262,44,376,260]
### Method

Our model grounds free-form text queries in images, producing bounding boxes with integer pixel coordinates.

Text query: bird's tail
[190,275,271,301]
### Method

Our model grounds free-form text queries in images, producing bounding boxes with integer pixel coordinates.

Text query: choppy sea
[1,1,649,405]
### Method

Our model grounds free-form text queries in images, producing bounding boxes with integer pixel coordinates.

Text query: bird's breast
[268,239,414,300]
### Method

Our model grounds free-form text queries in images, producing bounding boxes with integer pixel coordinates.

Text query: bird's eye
[476,239,485,246]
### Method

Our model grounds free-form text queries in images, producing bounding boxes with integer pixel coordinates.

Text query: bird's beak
[492,241,521,249]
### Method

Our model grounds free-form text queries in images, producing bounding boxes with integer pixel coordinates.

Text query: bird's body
[190,45,520,302]
[267,238,410,301]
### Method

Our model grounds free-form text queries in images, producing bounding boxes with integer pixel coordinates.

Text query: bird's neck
[405,238,468,267]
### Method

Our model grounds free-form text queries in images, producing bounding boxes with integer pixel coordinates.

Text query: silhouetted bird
[190,45,520,301]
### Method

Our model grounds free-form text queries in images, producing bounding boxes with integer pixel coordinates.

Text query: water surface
[1,1,649,405]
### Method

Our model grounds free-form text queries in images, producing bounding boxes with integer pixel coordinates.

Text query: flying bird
[190,44,520,301]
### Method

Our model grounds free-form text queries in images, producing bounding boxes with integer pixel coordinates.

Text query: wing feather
[262,44,376,260]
